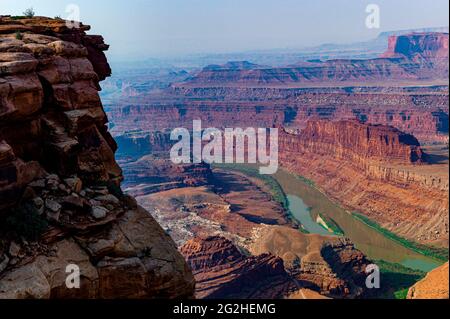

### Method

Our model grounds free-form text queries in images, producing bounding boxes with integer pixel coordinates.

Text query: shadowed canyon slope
[180,236,298,299]
[0,16,194,298]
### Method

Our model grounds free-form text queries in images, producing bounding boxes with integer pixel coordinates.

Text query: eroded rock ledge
[0,16,194,298]
[181,233,372,299]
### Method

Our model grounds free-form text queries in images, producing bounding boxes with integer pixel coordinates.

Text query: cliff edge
[0,16,194,298]
[407,262,449,299]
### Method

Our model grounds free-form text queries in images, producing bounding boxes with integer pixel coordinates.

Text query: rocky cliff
[181,230,372,299]
[0,16,194,298]
[250,225,371,298]
[279,120,449,247]
[407,262,449,299]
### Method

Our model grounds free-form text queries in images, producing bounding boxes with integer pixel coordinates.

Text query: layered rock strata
[407,262,449,299]
[120,155,212,197]
[279,120,449,246]
[107,87,449,144]
[181,231,372,299]
[105,33,449,144]
[250,225,371,298]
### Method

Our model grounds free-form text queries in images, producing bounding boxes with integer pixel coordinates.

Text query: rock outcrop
[284,120,424,164]
[382,32,449,59]
[180,230,373,299]
[407,262,449,299]
[107,85,449,144]
[0,16,194,299]
[180,236,298,299]
[121,155,212,197]
[279,120,449,246]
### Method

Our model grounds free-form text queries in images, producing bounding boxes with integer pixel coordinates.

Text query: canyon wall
[279,120,449,247]
[176,32,448,87]
[180,230,372,299]
[107,87,449,144]
[250,226,372,298]
[382,32,449,59]
[283,120,424,163]
[0,16,194,298]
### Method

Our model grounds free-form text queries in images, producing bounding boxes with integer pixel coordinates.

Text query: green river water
[273,169,442,272]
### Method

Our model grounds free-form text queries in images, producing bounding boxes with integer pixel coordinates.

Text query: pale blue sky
[1,0,448,59]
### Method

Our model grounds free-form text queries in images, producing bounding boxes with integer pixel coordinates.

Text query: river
[273,169,442,272]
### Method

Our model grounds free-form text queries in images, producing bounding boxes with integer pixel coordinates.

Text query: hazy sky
[2,0,448,60]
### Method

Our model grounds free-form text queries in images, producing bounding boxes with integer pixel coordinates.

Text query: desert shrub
[15,31,23,40]
[4,203,48,241]
[107,183,124,199]
[23,8,35,18]
[95,181,124,199]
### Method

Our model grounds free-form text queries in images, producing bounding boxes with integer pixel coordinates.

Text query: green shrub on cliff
[23,8,35,18]
[15,31,23,40]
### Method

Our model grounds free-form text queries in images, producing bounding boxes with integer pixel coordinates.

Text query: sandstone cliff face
[382,32,449,59]
[0,16,194,298]
[287,120,424,164]
[279,120,449,246]
[407,262,449,299]
[180,236,298,299]
[250,225,371,298]
[107,86,449,144]
[120,155,212,197]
